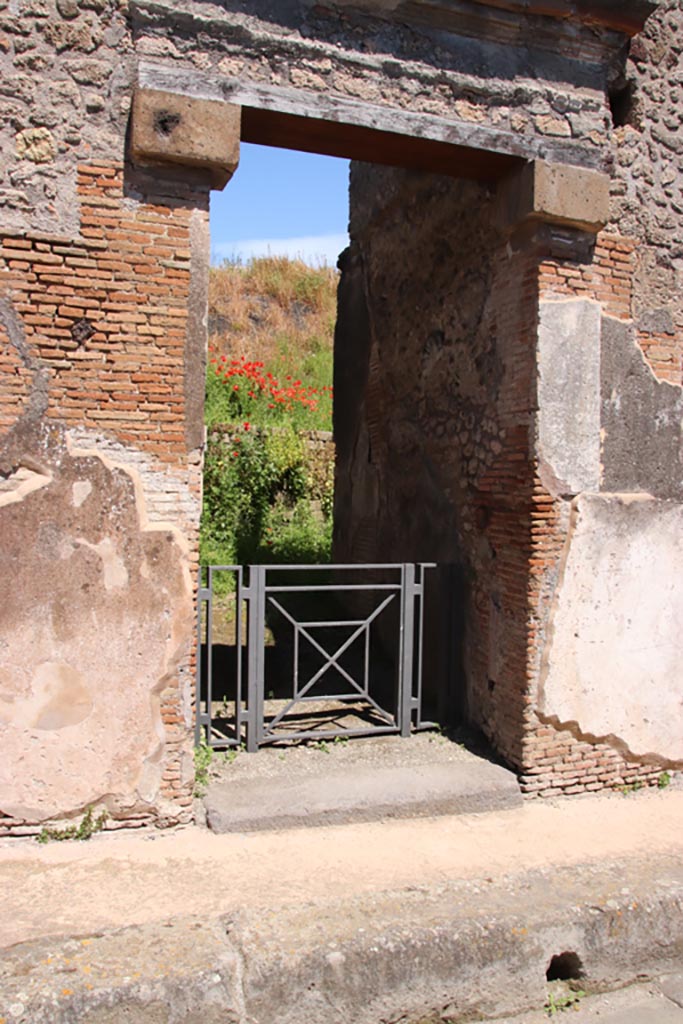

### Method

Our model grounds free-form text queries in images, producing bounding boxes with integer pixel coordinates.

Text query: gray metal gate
[196,563,435,751]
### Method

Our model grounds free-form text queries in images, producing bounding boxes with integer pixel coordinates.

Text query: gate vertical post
[246,564,266,752]
[399,563,416,736]
[196,567,215,747]
[195,566,208,747]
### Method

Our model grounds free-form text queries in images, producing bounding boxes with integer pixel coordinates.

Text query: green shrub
[200,423,333,575]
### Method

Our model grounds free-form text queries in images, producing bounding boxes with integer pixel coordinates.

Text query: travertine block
[497,160,610,233]
[130,88,240,188]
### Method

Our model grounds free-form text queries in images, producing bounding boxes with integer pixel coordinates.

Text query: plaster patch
[136,758,163,803]
[77,536,129,590]
[72,479,92,507]
[66,429,200,540]
[0,661,92,731]
[0,465,52,507]
[537,300,601,496]
[539,493,683,765]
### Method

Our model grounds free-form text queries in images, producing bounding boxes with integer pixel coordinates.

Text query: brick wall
[3,165,197,454]
[538,234,634,321]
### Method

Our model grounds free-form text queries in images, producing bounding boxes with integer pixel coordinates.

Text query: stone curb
[1,856,682,1023]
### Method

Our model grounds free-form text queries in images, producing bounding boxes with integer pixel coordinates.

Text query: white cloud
[211,232,349,268]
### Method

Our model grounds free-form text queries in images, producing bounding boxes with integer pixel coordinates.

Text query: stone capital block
[497,160,609,234]
[130,88,241,188]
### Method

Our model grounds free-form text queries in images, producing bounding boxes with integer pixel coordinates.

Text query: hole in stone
[154,110,181,137]
[609,81,636,128]
[546,951,584,982]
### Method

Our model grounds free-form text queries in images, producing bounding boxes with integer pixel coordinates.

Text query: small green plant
[658,771,671,789]
[618,779,644,795]
[194,738,214,796]
[37,805,107,844]
[333,735,348,746]
[545,989,586,1016]
[224,743,245,765]
[311,739,330,753]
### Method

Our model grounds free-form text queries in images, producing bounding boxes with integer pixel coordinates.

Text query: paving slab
[1,855,682,1023]
[493,978,683,1023]
[205,757,523,832]
[663,974,683,1009]
[203,732,522,832]
[602,1002,683,1023]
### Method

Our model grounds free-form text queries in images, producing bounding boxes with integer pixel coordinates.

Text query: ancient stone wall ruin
[1,0,681,830]
[335,0,683,794]
[334,170,540,766]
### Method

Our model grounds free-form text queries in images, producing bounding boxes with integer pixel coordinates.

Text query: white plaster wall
[540,493,683,764]
[537,299,601,497]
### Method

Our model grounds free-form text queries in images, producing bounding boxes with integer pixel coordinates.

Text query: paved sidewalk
[0,789,682,1023]
[497,976,683,1022]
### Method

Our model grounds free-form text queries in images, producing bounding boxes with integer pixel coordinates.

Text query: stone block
[130,88,240,188]
[497,160,610,233]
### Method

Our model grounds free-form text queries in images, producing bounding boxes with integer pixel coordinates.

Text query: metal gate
[196,563,435,751]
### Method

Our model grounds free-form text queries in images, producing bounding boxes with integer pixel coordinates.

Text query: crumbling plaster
[537,299,601,496]
[0,429,194,823]
[539,493,683,766]
[534,299,683,768]
[536,299,683,500]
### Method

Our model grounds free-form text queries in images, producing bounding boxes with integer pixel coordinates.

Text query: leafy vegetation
[37,805,107,843]
[193,738,214,797]
[201,257,337,574]
[194,738,244,793]
[545,988,586,1016]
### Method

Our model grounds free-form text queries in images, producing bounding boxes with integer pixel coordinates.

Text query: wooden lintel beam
[241,106,521,183]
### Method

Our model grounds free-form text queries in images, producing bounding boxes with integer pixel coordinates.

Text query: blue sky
[210,143,350,266]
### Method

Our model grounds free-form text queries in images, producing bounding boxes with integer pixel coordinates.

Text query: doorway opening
[202,143,346,576]
[197,120,530,763]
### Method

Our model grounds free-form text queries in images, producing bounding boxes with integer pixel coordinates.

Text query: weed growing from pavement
[194,739,245,795]
[37,805,107,844]
[658,771,671,789]
[310,739,331,753]
[545,988,586,1016]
